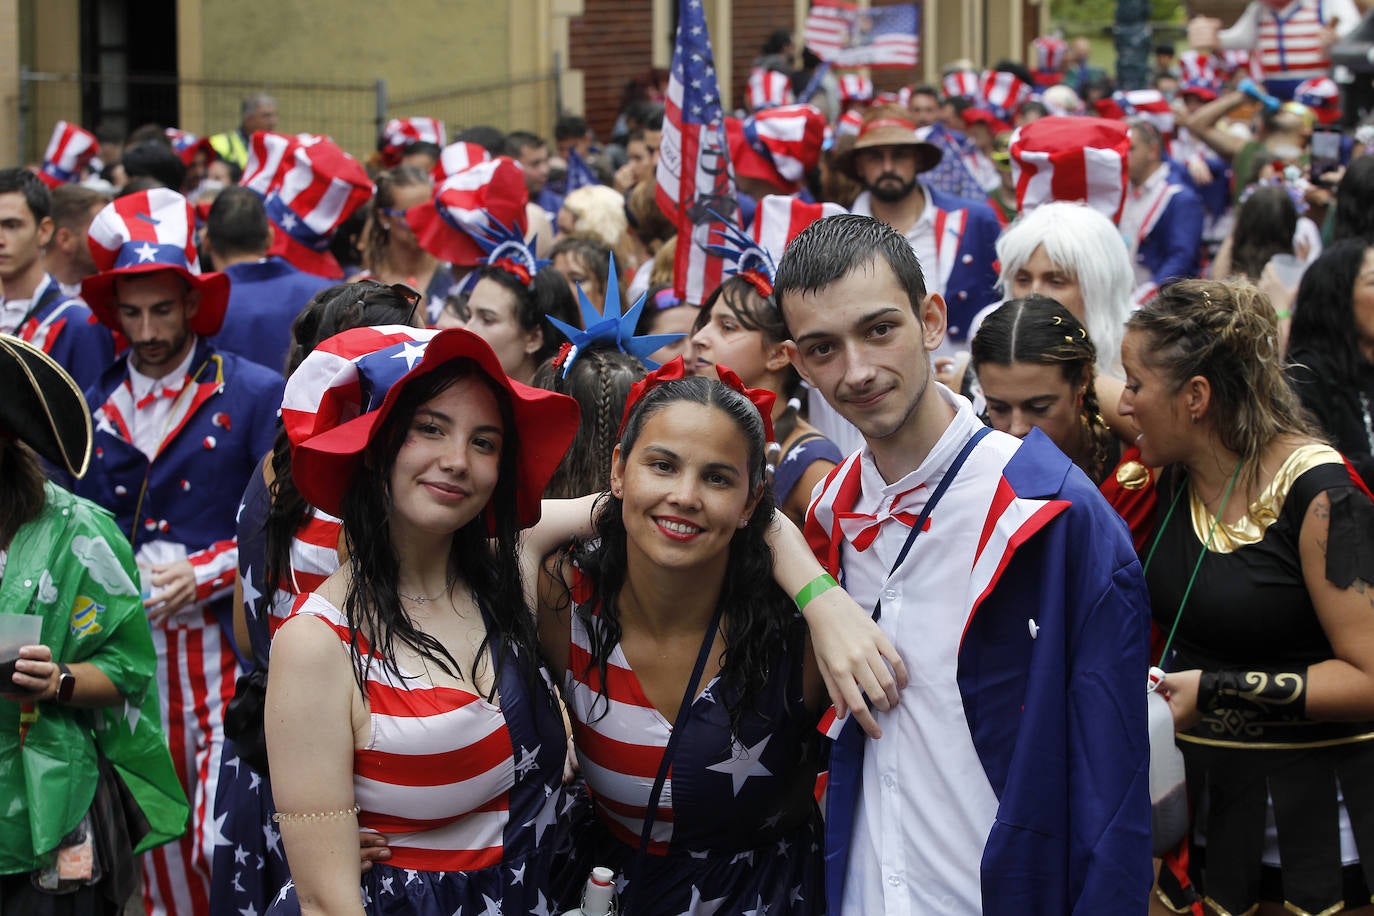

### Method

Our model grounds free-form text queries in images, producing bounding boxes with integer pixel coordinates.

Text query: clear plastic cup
[1268,253,1306,290]
[0,615,43,690]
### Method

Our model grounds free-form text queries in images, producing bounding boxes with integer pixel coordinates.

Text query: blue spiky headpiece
[545,255,687,377]
[471,215,550,288]
[704,216,776,298]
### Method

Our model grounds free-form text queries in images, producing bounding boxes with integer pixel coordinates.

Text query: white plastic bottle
[1147,666,1189,854]
[562,866,616,916]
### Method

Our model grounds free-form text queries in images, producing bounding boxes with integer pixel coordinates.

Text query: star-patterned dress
[563,574,826,915]
[211,461,343,916]
[266,593,572,916]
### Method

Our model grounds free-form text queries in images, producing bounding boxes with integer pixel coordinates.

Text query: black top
[1146,453,1366,671]
[1287,347,1374,489]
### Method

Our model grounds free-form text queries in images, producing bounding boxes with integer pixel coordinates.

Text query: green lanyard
[1142,461,1243,666]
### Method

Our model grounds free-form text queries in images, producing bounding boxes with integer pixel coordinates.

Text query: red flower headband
[616,356,777,443]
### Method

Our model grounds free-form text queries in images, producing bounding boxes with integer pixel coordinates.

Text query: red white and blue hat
[706,194,846,298]
[165,128,217,167]
[747,68,795,112]
[380,117,447,167]
[1009,116,1130,222]
[1099,89,1176,138]
[407,156,529,268]
[942,69,981,100]
[240,133,374,279]
[836,108,865,138]
[1178,77,1221,103]
[280,324,579,526]
[432,141,492,183]
[1295,77,1342,125]
[81,188,231,334]
[725,104,827,194]
[838,74,874,105]
[38,121,99,189]
[1178,50,1220,87]
[979,70,1034,122]
[1031,36,1068,86]
[874,87,913,108]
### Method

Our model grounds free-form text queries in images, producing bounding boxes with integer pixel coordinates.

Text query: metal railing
[16,67,560,165]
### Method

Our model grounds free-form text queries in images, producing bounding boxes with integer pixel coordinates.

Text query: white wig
[995,202,1134,375]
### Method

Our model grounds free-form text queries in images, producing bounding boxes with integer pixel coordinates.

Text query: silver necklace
[397,587,442,605]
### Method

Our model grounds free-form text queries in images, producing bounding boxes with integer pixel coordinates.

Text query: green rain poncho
[0,482,188,874]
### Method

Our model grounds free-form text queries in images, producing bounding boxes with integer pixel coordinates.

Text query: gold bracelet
[271,805,360,823]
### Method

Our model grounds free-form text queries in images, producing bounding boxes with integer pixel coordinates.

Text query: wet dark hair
[339,359,536,699]
[1332,155,1374,245]
[0,440,46,548]
[971,296,1114,484]
[773,213,927,335]
[1230,186,1296,281]
[0,167,51,221]
[1291,238,1373,382]
[567,376,789,731]
[262,282,418,603]
[531,347,646,498]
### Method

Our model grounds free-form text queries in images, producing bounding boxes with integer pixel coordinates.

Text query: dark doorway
[80,0,179,142]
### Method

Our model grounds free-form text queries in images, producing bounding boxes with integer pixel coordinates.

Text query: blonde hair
[1126,278,1315,490]
[560,185,628,250]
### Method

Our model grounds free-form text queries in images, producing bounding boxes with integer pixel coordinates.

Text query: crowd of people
[2,2,1374,914]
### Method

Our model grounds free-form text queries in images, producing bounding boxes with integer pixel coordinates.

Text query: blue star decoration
[704,217,776,292]
[547,255,686,377]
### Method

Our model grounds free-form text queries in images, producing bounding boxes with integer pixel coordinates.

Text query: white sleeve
[1325,0,1362,35]
[1218,2,1261,50]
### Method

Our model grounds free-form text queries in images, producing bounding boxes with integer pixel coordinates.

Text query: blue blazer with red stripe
[822,428,1153,914]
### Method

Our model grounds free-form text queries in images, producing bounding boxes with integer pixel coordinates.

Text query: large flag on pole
[803,2,920,68]
[656,0,740,304]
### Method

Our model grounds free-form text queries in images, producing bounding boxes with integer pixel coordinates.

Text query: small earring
[612,487,622,498]
[1191,414,1200,425]
[738,517,749,529]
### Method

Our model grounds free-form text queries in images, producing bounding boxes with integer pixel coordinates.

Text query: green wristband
[794,573,839,610]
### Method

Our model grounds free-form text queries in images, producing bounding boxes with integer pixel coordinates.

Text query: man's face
[243,102,278,134]
[0,192,53,284]
[854,145,921,203]
[1127,127,1159,185]
[909,93,939,127]
[114,271,199,377]
[781,257,942,448]
[627,138,657,184]
[516,143,551,194]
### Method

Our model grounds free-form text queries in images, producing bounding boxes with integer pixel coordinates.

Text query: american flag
[564,147,599,193]
[803,2,920,69]
[655,0,740,304]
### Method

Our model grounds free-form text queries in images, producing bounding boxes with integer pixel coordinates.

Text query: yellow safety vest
[208,130,249,169]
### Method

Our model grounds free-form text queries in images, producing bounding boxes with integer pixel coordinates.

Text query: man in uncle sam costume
[73,187,282,916]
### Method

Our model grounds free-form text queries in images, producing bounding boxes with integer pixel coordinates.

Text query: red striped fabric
[290,593,518,870]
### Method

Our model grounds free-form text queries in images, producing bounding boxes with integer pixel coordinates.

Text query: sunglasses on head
[359,280,423,326]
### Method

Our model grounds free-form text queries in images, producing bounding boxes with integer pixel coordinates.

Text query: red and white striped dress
[267,592,571,915]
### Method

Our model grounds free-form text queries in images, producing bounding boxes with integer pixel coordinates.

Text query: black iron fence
[16,68,560,165]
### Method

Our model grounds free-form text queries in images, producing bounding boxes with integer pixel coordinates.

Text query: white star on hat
[134,242,158,263]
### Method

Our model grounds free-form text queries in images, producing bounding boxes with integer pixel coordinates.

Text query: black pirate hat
[0,334,92,478]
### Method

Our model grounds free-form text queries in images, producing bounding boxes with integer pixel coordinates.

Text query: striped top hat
[432,141,492,183]
[380,117,447,167]
[748,68,795,112]
[39,121,99,188]
[726,104,827,195]
[1009,116,1130,222]
[406,157,529,268]
[81,188,231,334]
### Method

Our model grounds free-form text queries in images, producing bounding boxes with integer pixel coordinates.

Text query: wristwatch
[55,663,75,704]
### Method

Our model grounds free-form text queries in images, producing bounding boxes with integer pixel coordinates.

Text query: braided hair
[1127,278,1316,493]
[530,346,647,498]
[971,296,1116,485]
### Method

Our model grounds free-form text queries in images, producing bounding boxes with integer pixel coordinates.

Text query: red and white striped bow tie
[835,483,930,551]
[135,381,186,410]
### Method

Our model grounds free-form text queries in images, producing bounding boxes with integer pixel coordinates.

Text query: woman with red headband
[538,360,832,915]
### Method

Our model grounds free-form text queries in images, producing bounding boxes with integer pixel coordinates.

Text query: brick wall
[730,0,795,111]
[569,0,660,143]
